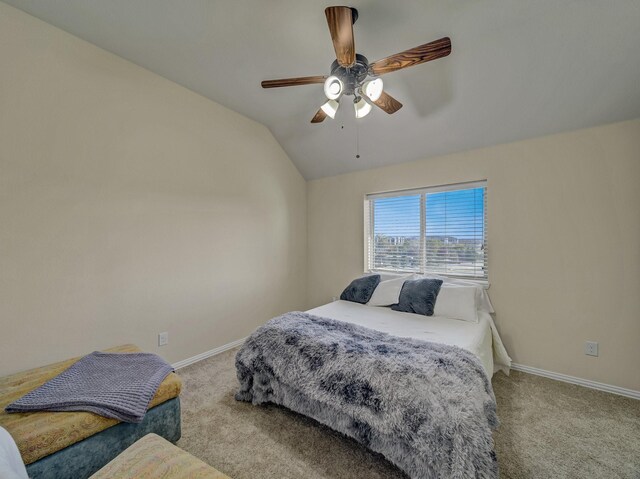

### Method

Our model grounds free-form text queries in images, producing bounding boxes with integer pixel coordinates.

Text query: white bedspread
[307,300,511,377]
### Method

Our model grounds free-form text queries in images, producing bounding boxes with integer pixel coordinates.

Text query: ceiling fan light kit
[321,99,340,119]
[261,6,452,124]
[353,96,372,119]
[324,75,344,100]
[361,78,383,102]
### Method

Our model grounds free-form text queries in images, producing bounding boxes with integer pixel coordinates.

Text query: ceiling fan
[261,6,451,123]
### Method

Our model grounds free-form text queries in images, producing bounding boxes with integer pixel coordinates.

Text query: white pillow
[367,274,413,306]
[475,288,494,314]
[433,285,478,322]
[441,280,494,314]
[375,272,412,282]
[416,274,495,313]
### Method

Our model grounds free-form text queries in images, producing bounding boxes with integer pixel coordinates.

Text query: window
[364,181,487,279]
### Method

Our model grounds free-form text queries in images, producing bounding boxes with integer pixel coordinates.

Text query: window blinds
[365,181,487,279]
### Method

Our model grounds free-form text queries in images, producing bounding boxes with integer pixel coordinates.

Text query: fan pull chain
[356,120,360,159]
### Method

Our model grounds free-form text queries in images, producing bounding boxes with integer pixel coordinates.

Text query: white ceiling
[5,0,640,179]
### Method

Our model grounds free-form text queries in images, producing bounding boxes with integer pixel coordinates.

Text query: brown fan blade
[261,76,327,89]
[311,108,327,123]
[325,6,355,68]
[369,37,451,76]
[372,91,403,114]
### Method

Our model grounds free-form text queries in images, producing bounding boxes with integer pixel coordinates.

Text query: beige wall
[1,3,638,394]
[0,3,306,375]
[308,119,640,391]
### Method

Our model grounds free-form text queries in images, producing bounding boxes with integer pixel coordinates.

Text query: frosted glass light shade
[362,78,384,101]
[320,99,340,119]
[323,76,343,100]
[353,97,372,118]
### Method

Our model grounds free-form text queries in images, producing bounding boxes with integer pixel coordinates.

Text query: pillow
[433,285,478,322]
[391,278,443,316]
[367,274,413,307]
[415,274,495,313]
[340,274,381,304]
[476,288,494,314]
[376,272,412,282]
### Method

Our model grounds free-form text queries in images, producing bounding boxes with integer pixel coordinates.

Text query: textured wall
[0,3,307,375]
[308,119,640,391]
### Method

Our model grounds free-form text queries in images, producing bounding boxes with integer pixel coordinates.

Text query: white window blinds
[365,181,487,279]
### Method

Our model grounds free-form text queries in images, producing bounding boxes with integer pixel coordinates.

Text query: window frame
[364,180,488,282]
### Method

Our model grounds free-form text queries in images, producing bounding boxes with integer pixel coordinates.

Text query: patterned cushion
[26,398,181,479]
[90,433,230,479]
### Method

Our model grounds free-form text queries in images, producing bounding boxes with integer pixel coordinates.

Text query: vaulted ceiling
[4,0,640,179]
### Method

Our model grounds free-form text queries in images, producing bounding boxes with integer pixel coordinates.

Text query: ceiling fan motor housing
[261,6,451,122]
[330,53,370,96]
[349,7,359,24]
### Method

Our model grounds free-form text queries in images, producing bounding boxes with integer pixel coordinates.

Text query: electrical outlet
[585,341,598,357]
[158,332,169,347]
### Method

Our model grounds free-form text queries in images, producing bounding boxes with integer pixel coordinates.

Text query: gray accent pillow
[391,278,443,316]
[340,274,381,304]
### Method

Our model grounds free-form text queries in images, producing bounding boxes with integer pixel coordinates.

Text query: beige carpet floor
[176,348,640,479]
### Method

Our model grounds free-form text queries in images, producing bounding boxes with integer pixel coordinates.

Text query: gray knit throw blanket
[236,312,499,479]
[5,352,173,423]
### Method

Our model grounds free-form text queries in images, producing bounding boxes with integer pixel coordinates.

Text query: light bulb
[353,97,372,119]
[362,78,384,101]
[320,99,340,119]
[323,75,343,100]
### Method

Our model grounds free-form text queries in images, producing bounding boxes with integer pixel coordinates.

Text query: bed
[307,299,511,378]
[236,275,512,479]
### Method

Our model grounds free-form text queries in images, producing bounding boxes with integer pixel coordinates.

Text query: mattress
[90,433,230,479]
[0,344,182,466]
[307,300,511,377]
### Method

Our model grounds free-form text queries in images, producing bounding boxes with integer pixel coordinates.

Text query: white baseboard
[511,363,640,401]
[172,337,247,370]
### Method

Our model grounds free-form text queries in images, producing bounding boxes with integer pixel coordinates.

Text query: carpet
[177,348,640,479]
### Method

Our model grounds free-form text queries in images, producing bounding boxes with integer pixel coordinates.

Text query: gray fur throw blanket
[6,352,173,423]
[236,312,499,479]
